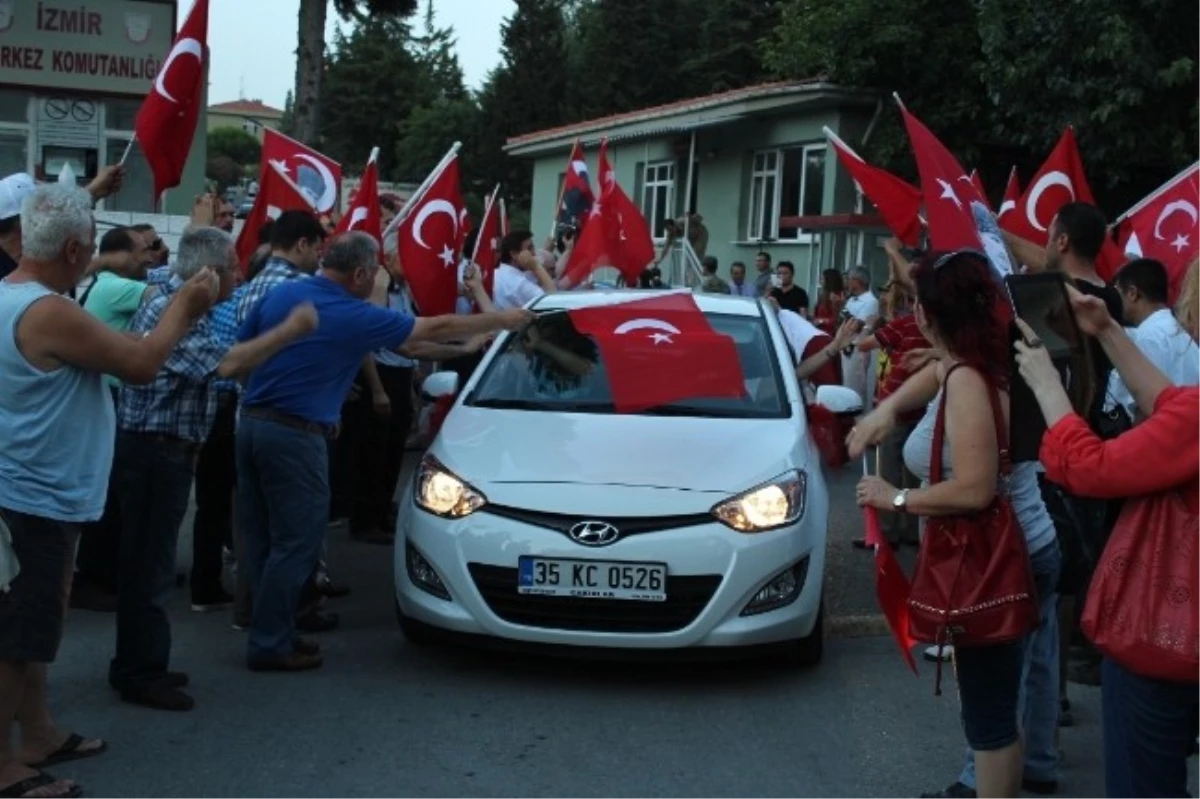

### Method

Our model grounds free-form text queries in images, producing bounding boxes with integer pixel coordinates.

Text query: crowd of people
[0,151,1194,799]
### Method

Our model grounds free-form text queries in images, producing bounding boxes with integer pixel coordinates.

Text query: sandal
[0,772,82,798]
[28,733,107,769]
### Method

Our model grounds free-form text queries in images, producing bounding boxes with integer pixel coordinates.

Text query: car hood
[431,406,803,494]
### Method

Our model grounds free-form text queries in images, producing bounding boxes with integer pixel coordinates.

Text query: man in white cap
[0,173,34,280]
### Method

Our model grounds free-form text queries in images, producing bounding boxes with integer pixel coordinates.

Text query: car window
[465,310,790,419]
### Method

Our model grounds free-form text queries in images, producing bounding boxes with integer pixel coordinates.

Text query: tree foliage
[207,127,262,167]
[205,155,243,191]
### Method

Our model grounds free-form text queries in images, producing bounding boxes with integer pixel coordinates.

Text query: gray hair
[174,227,235,279]
[324,231,380,274]
[849,265,871,286]
[20,183,93,261]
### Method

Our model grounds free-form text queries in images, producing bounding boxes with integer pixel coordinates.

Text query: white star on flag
[439,245,456,268]
[589,201,602,218]
[937,178,962,210]
[270,159,289,176]
[1172,233,1190,253]
[649,332,674,345]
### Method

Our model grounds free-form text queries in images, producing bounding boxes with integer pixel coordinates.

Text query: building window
[104,99,140,133]
[641,161,674,240]
[746,145,827,242]
[0,91,31,125]
[242,119,262,137]
[0,131,28,178]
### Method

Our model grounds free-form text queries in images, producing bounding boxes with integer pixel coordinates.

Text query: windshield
[465,309,790,419]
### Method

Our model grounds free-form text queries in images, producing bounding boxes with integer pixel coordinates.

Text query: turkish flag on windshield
[135,0,209,199]
[567,293,746,413]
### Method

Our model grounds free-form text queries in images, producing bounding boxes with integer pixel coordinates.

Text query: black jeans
[191,395,237,598]
[76,386,122,591]
[348,364,414,534]
[109,432,198,693]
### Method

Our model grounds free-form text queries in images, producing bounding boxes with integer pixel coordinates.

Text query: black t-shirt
[0,246,15,281]
[1073,278,1125,423]
[771,285,810,314]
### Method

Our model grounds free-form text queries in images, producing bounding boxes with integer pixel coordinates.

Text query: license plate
[517,557,667,602]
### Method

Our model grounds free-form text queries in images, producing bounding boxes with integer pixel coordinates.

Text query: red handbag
[907,365,1040,692]
[1081,489,1199,683]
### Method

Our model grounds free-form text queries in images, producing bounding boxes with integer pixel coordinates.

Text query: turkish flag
[868,508,919,675]
[134,0,209,200]
[335,150,382,250]
[397,156,466,316]
[567,293,746,413]
[260,129,343,215]
[826,128,923,246]
[997,167,1021,221]
[1118,162,1200,300]
[470,187,502,302]
[557,140,595,230]
[234,161,315,272]
[1001,128,1094,246]
[563,139,656,286]
[899,107,986,251]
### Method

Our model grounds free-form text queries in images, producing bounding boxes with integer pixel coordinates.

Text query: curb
[827,613,890,638]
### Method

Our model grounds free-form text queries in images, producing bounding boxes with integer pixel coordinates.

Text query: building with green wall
[505,80,895,294]
[0,0,206,215]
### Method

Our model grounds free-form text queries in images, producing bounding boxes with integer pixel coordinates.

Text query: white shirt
[844,290,879,323]
[455,259,475,316]
[1105,308,1200,416]
[493,263,545,311]
[776,309,824,365]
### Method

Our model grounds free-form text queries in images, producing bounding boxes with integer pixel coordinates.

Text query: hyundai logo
[567,520,620,547]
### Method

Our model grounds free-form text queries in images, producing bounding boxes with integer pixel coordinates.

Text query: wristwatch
[892,489,910,512]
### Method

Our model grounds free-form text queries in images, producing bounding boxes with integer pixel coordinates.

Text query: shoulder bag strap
[929,362,1010,484]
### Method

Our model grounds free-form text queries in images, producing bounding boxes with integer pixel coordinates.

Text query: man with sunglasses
[130,224,170,267]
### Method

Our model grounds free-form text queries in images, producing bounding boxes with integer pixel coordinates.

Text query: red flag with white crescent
[134,0,209,199]
[470,186,502,302]
[260,129,343,215]
[1117,162,1200,301]
[898,107,986,251]
[826,127,923,246]
[234,161,315,272]
[397,156,466,316]
[335,149,382,250]
[1000,128,1094,245]
[997,167,1021,221]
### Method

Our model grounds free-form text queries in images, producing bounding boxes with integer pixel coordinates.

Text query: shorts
[955,639,1025,751]
[0,509,78,663]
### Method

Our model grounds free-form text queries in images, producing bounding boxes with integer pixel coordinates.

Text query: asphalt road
[47,456,1194,797]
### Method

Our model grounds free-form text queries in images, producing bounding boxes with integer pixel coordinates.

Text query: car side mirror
[421,370,459,401]
[814,384,863,414]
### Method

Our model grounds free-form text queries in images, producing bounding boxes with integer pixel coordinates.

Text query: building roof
[504,80,876,157]
[208,99,285,119]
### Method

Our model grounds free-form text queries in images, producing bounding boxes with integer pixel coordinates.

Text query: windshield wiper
[470,398,613,413]
[638,404,753,419]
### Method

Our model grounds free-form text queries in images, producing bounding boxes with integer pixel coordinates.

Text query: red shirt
[874,313,929,401]
[1040,386,1199,513]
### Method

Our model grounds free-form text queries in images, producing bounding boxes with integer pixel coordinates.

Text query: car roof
[531,289,765,317]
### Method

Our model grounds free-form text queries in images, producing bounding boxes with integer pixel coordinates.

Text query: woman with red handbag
[855,251,1043,798]
[1015,280,1199,798]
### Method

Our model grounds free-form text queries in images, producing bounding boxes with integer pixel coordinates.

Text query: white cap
[0,173,34,222]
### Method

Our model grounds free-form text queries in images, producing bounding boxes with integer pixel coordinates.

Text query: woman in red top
[812,269,845,336]
[1015,287,1198,798]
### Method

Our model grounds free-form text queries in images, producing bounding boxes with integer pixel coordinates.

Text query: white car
[394,290,857,665]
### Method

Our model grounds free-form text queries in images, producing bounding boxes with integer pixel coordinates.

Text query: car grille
[481,505,713,540]
[467,564,723,633]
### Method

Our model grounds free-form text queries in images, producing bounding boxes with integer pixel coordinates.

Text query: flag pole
[381,141,461,242]
[1113,160,1199,224]
[499,197,508,236]
[470,183,501,265]
[891,92,906,111]
[118,134,138,167]
[548,137,581,241]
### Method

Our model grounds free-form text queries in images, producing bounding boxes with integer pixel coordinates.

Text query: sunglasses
[149,238,164,250]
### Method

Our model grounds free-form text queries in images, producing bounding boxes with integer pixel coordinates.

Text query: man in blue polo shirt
[236,231,532,672]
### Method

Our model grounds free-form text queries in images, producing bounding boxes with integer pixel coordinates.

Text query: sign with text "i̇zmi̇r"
[0,1,176,96]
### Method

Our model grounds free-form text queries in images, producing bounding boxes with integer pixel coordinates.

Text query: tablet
[1005,273,1084,359]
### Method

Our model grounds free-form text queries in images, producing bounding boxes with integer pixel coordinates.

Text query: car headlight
[414,454,486,519]
[712,471,806,532]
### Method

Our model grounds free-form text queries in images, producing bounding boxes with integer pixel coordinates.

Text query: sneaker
[191,588,234,613]
[924,644,954,663]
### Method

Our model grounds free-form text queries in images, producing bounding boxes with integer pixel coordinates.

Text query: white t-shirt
[493,263,545,311]
[1105,308,1200,416]
[844,290,879,323]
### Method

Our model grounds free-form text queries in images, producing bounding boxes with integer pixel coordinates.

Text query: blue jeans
[236,416,329,661]
[1103,657,1199,797]
[959,541,1062,786]
[109,432,197,692]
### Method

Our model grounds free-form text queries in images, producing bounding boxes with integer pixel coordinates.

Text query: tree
[207,127,262,167]
[280,90,296,137]
[394,98,481,186]
[975,0,1198,212]
[292,0,418,145]
[681,0,781,95]
[318,18,425,176]
[205,155,243,191]
[409,0,467,102]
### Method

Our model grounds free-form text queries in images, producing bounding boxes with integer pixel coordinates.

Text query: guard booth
[778,213,894,298]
